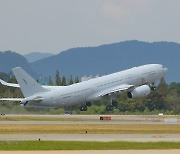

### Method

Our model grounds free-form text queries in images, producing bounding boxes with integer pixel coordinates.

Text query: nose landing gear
[149,83,156,91]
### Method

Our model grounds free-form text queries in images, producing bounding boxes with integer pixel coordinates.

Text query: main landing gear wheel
[85,102,91,107]
[106,105,113,111]
[106,100,118,111]
[111,100,117,107]
[80,105,87,111]
[80,102,91,111]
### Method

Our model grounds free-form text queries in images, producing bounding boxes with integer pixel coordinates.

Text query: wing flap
[99,84,135,97]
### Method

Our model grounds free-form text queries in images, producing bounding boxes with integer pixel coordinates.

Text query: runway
[0,114,179,142]
[0,134,180,142]
[0,114,179,125]
[0,121,180,124]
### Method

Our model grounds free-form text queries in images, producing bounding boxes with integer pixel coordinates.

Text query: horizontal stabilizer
[0,79,59,91]
[0,98,23,101]
[0,79,20,88]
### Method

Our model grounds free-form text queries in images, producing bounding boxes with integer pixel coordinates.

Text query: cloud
[101,0,152,21]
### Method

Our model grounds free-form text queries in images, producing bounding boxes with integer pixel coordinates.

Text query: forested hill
[0,41,180,83]
[0,51,36,78]
[24,52,54,63]
[31,40,180,83]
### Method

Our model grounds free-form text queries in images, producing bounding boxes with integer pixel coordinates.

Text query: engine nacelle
[127,85,151,98]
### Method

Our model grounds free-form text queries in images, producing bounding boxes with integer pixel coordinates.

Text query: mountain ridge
[0,51,37,78]
[0,40,179,83]
[31,40,180,83]
[24,52,54,63]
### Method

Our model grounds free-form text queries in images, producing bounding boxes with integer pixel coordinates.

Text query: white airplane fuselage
[22,64,168,108]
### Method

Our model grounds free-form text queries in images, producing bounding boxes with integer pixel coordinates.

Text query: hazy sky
[0,0,180,54]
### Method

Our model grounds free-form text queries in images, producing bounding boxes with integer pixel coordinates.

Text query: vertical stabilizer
[12,67,48,97]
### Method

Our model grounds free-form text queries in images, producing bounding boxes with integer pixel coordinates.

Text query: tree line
[48,70,79,86]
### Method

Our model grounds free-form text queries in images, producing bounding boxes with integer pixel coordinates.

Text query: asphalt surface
[0,115,179,142]
[1,134,180,142]
[0,114,179,125]
[0,121,180,124]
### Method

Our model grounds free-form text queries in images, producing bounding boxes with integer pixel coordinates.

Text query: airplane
[0,64,168,111]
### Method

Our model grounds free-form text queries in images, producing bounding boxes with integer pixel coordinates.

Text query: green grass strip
[0,141,179,150]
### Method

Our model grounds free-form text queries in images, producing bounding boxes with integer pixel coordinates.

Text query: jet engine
[127,85,151,98]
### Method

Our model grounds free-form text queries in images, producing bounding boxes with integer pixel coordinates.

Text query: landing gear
[149,83,156,91]
[85,101,91,107]
[80,105,87,111]
[106,100,118,111]
[80,102,91,111]
[24,101,28,106]
[111,100,117,107]
[106,105,113,111]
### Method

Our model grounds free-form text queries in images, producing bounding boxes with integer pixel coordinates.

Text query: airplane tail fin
[12,67,48,97]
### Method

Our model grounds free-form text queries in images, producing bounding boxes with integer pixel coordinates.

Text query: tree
[74,76,79,83]
[158,78,168,96]
[55,70,61,86]
[62,76,66,86]
[166,82,180,112]
[48,76,53,86]
[8,75,17,83]
[68,75,74,85]
[146,78,168,111]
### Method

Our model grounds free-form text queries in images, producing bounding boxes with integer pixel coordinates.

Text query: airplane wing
[98,84,135,97]
[0,98,23,101]
[0,79,20,88]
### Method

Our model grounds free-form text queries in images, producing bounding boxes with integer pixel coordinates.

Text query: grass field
[0,115,179,121]
[0,141,180,150]
[0,116,90,121]
[0,124,180,134]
